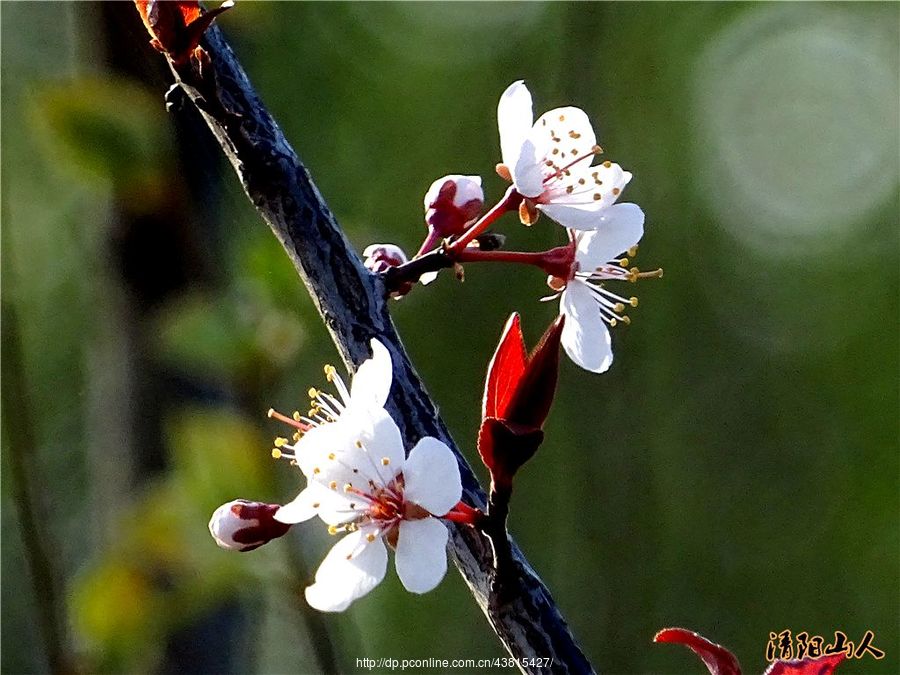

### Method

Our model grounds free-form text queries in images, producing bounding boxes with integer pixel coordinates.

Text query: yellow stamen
[271,448,282,459]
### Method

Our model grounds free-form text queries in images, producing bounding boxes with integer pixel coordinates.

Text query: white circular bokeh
[692,5,898,256]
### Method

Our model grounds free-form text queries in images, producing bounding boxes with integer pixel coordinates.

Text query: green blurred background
[2,2,898,673]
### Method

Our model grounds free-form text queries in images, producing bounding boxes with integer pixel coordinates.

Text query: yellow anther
[329,480,338,490]
[271,448,282,459]
[592,144,603,154]
[355,440,363,448]
[571,148,579,155]
[312,502,320,508]
[328,525,338,535]
[613,303,625,313]
[622,315,632,325]
[618,258,629,267]
[327,452,335,460]
[609,318,618,327]
[274,437,288,447]
[308,408,318,417]
[381,457,390,466]
[266,408,276,418]
[629,297,639,307]
[603,160,612,168]
[324,364,337,381]
[628,245,639,257]
[292,411,302,421]
[293,432,302,441]
[569,130,582,139]
[366,533,376,542]
[343,483,353,492]
[313,467,321,474]
[559,114,566,121]
[308,387,318,399]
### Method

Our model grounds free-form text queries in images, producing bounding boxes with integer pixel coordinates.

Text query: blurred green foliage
[2,2,897,674]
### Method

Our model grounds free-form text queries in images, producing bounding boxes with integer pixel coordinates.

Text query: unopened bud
[363,243,408,273]
[363,243,413,297]
[423,175,484,238]
[208,499,291,552]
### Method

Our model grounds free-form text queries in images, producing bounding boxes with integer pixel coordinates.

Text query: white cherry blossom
[497,80,633,231]
[278,423,462,612]
[545,204,660,373]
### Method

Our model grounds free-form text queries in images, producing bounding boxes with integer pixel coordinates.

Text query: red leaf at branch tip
[654,627,742,675]
[134,0,234,65]
[762,654,845,675]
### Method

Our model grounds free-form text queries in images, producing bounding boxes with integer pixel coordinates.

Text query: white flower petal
[304,408,404,492]
[402,437,462,516]
[560,283,613,373]
[349,339,392,410]
[541,161,632,208]
[395,518,449,594]
[293,421,357,478]
[356,407,405,482]
[274,485,321,524]
[538,201,606,231]
[497,80,534,170]
[532,105,597,158]
[512,138,546,198]
[305,528,387,612]
[575,203,645,270]
[419,270,439,285]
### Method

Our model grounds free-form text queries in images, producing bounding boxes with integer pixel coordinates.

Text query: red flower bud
[208,499,291,552]
[363,243,412,298]
[423,175,484,239]
[478,313,564,487]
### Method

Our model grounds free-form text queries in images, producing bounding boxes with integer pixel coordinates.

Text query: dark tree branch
[151,20,594,675]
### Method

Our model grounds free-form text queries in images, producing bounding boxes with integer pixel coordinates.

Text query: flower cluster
[370,81,661,374]
[209,81,660,615]
[212,341,473,612]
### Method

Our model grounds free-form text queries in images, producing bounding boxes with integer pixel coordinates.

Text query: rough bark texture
[160,22,594,675]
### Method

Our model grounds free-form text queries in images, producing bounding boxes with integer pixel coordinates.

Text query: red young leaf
[503,313,564,429]
[134,0,233,65]
[483,313,527,420]
[478,314,564,485]
[654,627,742,675]
[763,654,845,675]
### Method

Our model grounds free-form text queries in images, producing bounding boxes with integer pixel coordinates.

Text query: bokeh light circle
[692,5,898,255]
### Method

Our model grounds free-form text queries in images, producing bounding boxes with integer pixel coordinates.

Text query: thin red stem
[455,248,554,268]
[447,185,522,254]
[454,244,575,279]
[415,228,442,258]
